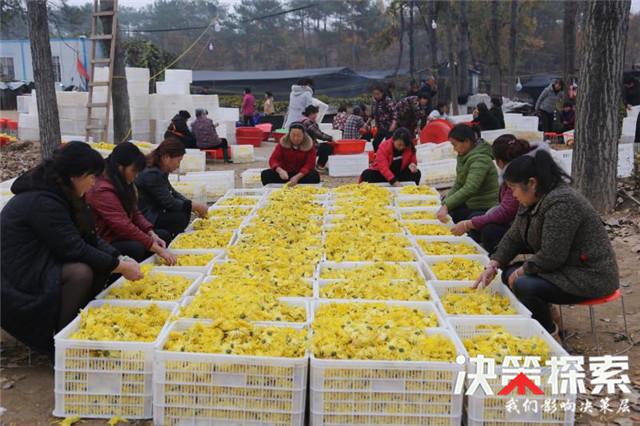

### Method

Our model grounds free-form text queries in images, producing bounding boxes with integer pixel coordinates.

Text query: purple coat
[471,183,519,230]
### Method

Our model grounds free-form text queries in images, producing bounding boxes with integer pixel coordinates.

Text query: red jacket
[269,133,317,176]
[86,176,155,249]
[370,137,417,183]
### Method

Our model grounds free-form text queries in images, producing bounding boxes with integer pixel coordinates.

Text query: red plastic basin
[330,139,366,155]
[419,119,453,143]
[236,136,262,147]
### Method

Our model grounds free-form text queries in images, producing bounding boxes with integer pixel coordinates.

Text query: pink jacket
[471,183,519,230]
[241,93,255,116]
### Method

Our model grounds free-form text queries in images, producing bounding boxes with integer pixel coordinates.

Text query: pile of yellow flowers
[399,185,438,196]
[70,304,169,342]
[91,142,115,151]
[397,199,439,207]
[332,183,392,201]
[228,244,323,266]
[211,261,313,296]
[404,223,452,236]
[181,278,306,322]
[400,210,436,220]
[312,303,454,361]
[327,215,403,234]
[320,279,430,301]
[418,240,479,255]
[208,207,253,219]
[164,320,307,357]
[104,269,193,301]
[320,263,421,281]
[192,217,244,230]
[440,288,517,315]
[463,325,550,363]
[430,258,485,281]
[325,231,414,262]
[216,196,260,206]
[171,229,233,249]
[159,253,215,267]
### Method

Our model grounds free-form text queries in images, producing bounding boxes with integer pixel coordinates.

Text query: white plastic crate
[397,206,442,221]
[178,149,206,173]
[416,142,456,163]
[428,280,531,318]
[156,81,190,95]
[422,254,490,282]
[169,229,238,250]
[164,69,193,83]
[231,144,255,163]
[181,170,235,202]
[448,317,572,425]
[181,292,311,326]
[395,194,441,208]
[418,159,457,188]
[315,261,431,300]
[207,204,256,217]
[96,270,203,302]
[153,319,308,426]
[402,219,455,238]
[53,300,178,419]
[222,188,267,198]
[241,168,265,188]
[311,300,466,425]
[327,154,369,177]
[170,181,207,205]
[412,235,487,258]
[140,249,223,274]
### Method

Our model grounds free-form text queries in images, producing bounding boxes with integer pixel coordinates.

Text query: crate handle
[212,372,246,387]
[370,378,405,392]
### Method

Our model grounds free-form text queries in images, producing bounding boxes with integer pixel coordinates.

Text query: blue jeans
[502,263,588,332]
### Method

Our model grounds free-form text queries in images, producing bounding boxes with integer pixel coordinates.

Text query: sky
[63,0,640,14]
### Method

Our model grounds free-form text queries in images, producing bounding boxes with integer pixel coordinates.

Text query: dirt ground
[0,122,639,425]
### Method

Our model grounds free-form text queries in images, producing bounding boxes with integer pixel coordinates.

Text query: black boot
[222,147,233,163]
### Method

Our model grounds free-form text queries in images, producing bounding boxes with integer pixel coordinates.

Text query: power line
[128,3,318,34]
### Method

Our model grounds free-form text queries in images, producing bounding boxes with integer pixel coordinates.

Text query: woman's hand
[392,181,402,188]
[436,205,449,223]
[507,266,525,289]
[149,231,166,249]
[408,163,418,173]
[152,244,177,266]
[451,220,471,236]
[276,167,289,181]
[192,202,208,218]
[472,260,500,289]
[115,259,144,281]
[289,173,303,187]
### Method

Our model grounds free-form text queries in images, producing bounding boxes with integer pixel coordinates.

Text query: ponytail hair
[503,150,571,195]
[105,142,146,216]
[448,123,478,143]
[492,134,530,163]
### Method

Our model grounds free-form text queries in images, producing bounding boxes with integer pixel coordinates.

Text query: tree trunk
[563,1,578,87]
[394,3,405,77]
[458,0,470,97]
[26,0,60,159]
[573,0,630,213]
[489,0,502,96]
[446,0,458,115]
[507,0,518,98]
[100,0,130,144]
[408,0,414,77]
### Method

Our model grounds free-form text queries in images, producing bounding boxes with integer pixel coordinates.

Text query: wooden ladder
[85,0,118,143]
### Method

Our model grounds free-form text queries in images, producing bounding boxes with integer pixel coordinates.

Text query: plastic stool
[559,289,630,354]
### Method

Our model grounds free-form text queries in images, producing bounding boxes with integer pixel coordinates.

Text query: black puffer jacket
[0,166,119,353]
[135,167,192,225]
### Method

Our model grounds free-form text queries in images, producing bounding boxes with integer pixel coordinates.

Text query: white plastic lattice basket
[169,229,238,250]
[231,144,255,163]
[428,280,531,318]
[140,249,223,274]
[310,299,466,425]
[241,168,265,188]
[448,317,573,425]
[314,261,432,301]
[180,171,235,202]
[402,219,455,237]
[95,270,203,302]
[153,319,309,426]
[53,300,178,419]
[170,181,207,205]
[422,254,490,282]
[178,149,206,173]
[327,154,369,177]
[418,159,457,188]
[395,194,442,208]
[397,206,445,222]
[412,235,487,258]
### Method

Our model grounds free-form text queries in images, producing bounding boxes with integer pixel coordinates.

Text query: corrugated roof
[193,67,358,82]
